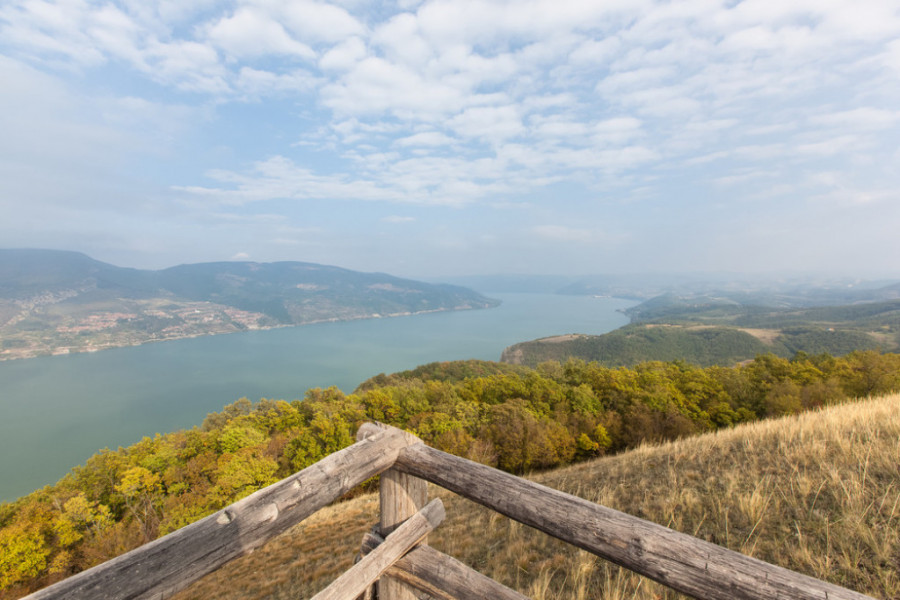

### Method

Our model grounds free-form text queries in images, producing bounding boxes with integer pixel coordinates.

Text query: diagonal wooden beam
[360,532,532,600]
[312,499,445,600]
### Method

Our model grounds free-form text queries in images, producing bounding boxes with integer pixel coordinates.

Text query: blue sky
[1,0,899,278]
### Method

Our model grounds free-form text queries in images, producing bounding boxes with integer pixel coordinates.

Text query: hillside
[501,322,885,368]
[502,294,900,368]
[0,249,498,360]
[3,353,899,597]
[175,393,900,600]
[501,325,774,367]
[624,292,900,327]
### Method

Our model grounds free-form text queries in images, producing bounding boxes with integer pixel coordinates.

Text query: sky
[1,0,899,279]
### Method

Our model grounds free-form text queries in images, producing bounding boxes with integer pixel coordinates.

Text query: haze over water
[0,293,634,502]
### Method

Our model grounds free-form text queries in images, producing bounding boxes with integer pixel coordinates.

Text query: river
[0,293,635,502]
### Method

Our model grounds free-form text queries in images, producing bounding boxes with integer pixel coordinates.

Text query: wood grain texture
[379,469,428,600]
[22,427,416,600]
[311,499,445,600]
[395,441,875,600]
[361,533,532,600]
[360,420,428,600]
[380,469,428,537]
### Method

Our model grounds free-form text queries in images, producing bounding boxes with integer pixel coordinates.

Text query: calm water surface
[0,293,635,502]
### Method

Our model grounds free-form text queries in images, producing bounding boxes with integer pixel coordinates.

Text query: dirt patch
[643,324,721,331]
[737,328,780,344]
[538,334,586,343]
[867,331,898,348]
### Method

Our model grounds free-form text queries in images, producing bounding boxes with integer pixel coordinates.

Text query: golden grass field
[176,394,900,600]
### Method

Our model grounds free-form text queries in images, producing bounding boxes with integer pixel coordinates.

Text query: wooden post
[311,499,445,600]
[359,423,428,600]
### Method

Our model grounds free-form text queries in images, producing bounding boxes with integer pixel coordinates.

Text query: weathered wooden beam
[395,441,875,600]
[380,469,428,537]
[311,499,445,600]
[378,469,428,600]
[361,532,532,600]
[23,427,417,600]
[359,421,429,600]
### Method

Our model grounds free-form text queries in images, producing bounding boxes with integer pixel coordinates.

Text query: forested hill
[2,352,900,597]
[502,295,900,368]
[0,249,498,360]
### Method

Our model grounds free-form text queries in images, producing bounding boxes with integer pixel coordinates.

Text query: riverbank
[0,302,496,362]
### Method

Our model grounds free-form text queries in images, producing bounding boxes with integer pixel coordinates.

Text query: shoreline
[0,302,500,363]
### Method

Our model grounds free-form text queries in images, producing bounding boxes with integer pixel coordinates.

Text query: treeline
[3,351,900,596]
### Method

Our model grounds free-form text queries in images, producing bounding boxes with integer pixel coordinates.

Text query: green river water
[0,293,635,502]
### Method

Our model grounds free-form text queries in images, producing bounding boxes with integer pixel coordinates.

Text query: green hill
[502,293,900,368]
[501,323,885,368]
[501,324,773,367]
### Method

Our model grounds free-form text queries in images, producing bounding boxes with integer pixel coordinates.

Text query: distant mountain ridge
[0,249,499,360]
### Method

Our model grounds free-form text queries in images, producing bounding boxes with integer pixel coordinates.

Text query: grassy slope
[176,394,900,600]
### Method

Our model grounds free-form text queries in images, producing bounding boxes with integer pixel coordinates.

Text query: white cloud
[529,115,589,140]
[322,56,466,117]
[569,36,622,65]
[143,39,229,93]
[204,8,315,60]
[810,107,900,130]
[449,105,524,141]
[2,0,900,274]
[0,0,109,65]
[395,131,456,147]
[371,12,433,66]
[382,215,416,223]
[883,39,900,74]
[279,1,365,44]
[794,135,867,157]
[235,66,317,97]
[592,117,643,145]
[319,36,367,71]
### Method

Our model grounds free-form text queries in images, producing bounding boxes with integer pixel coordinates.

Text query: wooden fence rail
[22,422,876,600]
[394,438,874,600]
[21,427,416,600]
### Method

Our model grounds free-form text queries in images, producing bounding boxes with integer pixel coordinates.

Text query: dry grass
[737,327,782,344]
[175,394,900,600]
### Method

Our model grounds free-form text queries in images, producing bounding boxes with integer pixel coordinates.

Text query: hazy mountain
[0,249,499,360]
[558,274,900,305]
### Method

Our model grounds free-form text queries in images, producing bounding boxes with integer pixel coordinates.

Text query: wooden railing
[23,423,875,600]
